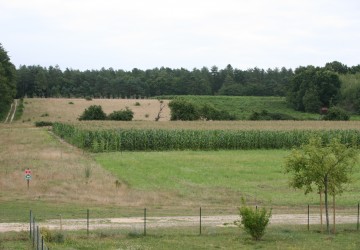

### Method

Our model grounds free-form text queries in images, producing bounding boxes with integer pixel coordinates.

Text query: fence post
[87,209,90,237]
[41,236,44,250]
[199,207,202,235]
[307,204,310,231]
[30,210,32,239]
[32,217,35,248]
[37,226,40,250]
[357,203,359,231]
[144,208,147,236]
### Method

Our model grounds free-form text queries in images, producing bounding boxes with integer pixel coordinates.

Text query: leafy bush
[323,106,350,121]
[85,96,92,101]
[108,107,134,121]
[168,99,200,121]
[200,104,236,120]
[35,121,53,127]
[169,99,235,121]
[236,200,272,241]
[249,110,296,120]
[79,105,107,120]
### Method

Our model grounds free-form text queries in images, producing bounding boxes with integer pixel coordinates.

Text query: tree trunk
[320,191,323,232]
[324,175,330,233]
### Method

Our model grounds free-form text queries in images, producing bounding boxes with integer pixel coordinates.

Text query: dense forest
[16,64,295,99]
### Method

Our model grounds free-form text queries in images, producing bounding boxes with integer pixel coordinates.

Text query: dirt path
[1,214,358,232]
[3,99,17,123]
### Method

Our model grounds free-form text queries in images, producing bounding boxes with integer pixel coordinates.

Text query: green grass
[161,95,360,121]
[3,225,360,250]
[95,150,360,207]
[161,95,320,120]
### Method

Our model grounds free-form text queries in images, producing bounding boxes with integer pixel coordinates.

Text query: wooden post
[144,208,147,236]
[307,205,310,231]
[333,195,336,234]
[60,214,62,231]
[200,207,202,235]
[357,203,359,231]
[87,209,89,236]
[29,210,32,239]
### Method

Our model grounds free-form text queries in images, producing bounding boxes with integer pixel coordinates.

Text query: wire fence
[27,203,360,247]
[29,210,50,250]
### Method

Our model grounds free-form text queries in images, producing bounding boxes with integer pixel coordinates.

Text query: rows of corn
[52,122,360,152]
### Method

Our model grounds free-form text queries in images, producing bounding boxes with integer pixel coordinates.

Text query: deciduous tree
[284,137,358,233]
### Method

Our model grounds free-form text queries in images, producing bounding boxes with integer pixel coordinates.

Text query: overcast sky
[1,0,360,71]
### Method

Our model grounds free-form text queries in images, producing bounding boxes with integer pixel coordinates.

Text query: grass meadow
[2,225,360,250]
[2,97,360,249]
[95,150,360,208]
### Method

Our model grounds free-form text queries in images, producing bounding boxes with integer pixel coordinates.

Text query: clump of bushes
[78,105,134,121]
[249,110,296,120]
[322,106,350,121]
[169,98,236,121]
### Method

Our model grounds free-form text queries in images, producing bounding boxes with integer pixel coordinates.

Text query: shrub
[236,200,272,241]
[108,107,134,121]
[134,102,141,106]
[79,105,107,120]
[200,104,236,120]
[169,99,236,121]
[323,106,350,121]
[168,99,200,121]
[35,121,53,127]
[249,110,296,120]
[85,96,92,101]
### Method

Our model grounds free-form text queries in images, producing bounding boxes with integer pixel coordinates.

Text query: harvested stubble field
[21,98,171,123]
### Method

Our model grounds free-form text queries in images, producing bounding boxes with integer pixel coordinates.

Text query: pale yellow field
[20,98,171,123]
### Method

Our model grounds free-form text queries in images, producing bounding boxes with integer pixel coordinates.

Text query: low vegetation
[237,200,272,241]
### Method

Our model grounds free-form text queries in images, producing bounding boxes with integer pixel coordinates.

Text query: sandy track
[1,214,358,232]
[3,99,17,123]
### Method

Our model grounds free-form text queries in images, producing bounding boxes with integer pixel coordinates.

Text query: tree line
[15,64,294,99]
[2,42,360,119]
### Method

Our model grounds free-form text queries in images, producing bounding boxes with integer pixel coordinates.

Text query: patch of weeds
[134,102,141,106]
[68,101,74,104]
[40,113,49,117]
[128,230,144,238]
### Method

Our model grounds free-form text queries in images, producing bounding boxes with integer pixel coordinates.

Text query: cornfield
[52,122,360,152]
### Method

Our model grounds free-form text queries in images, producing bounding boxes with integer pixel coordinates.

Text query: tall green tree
[284,137,358,233]
[287,66,341,112]
[0,43,16,119]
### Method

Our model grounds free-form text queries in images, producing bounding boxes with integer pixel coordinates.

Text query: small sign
[25,168,32,180]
